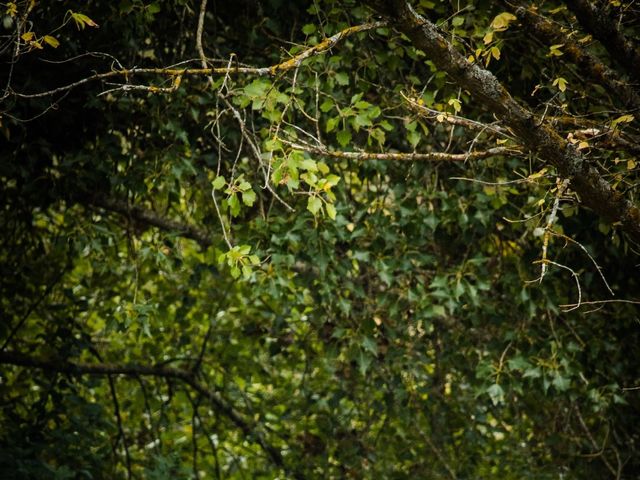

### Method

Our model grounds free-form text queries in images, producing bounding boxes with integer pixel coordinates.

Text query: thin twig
[13,22,384,99]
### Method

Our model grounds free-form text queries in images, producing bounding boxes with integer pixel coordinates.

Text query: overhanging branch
[90,196,213,248]
[284,141,519,162]
[13,22,384,99]
[510,1,640,110]
[0,350,294,476]
[566,0,640,85]
[369,0,640,243]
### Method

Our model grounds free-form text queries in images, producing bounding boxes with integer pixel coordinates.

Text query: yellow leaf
[552,77,568,92]
[627,159,637,170]
[549,44,564,56]
[611,114,634,127]
[577,141,589,150]
[436,113,446,123]
[578,34,592,43]
[6,2,17,16]
[43,35,60,48]
[610,114,635,130]
[448,98,462,113]
[528,168,548,180]
[21,31,35,42]
[483,31,494,45]
[490,12,517,31]
[490,46,501,60]
[70,11,99,29]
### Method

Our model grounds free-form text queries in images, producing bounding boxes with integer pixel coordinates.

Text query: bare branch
[283,140,518,162]
[13,22,384,99]
[559,298,640,308]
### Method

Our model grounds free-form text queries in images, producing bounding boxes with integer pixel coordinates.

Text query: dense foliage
[1,0,639,478]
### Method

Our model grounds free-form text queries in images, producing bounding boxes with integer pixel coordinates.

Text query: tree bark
[566,0,640,84]
[509,1,640,110]
[367,0,640,243]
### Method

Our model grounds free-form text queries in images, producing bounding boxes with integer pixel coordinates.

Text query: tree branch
[13,22,384,99]
[284,141,519,162]
[566,0,640,85]
[90,195,213,248]
[510,1,640,110]
[0,350,298,477]
[369,0,640,243]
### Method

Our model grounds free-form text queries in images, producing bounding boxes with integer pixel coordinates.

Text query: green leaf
[335,72,349,86]
[362,336,378,355]
[228,194,240,216]
[407,130,421,148]
[307,196,322,215]
[325,203,337,220]
[354,113,372,128]
[326,116,340,133]
[242,189,256,206]
[357,351,372,375]
[324,174,341,187]
[242,264,252,278]
[320,99,334,112]
[230,266,241,279]
[336,129,351,147]
[302,23,316,35]
[552,374,570,391]
[317,162,330,174]
[147,2,161,14]
[507,356,530,371]
[244,79,271,99]
[487,383,505,405]
[299,159,317,171]
[523,367,542,379]
[212,176,226,190]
